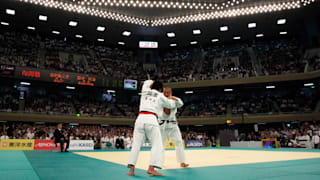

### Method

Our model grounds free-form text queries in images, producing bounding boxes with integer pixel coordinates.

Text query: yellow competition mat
[74,149,320,170]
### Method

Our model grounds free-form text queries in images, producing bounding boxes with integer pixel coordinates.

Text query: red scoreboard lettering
[77,76,96,86]
[50,73,70,83]
[21,70,41,78]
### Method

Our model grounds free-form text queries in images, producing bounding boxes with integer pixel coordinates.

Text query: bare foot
[127,171,134,176]
[180,163,189,168]
[147,166,163,176]
[127,166,135,176]
[147,170,163,176]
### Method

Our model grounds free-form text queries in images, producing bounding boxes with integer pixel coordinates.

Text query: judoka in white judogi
[127,80,177,176]
[159,88,189,167]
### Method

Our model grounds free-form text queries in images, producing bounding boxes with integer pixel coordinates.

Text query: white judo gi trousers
[160,121,186,163]
[128,114,163,169]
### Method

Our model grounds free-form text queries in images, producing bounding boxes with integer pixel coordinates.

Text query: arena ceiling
[0,0,319,49]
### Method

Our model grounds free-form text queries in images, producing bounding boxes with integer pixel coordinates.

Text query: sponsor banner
[69,140,94,150]
[165,140,175,149]
[142,140,186,149]
[34,140,63,150]
[0,139,35,150]
[230,141,262,148]
[184,140,204,148]
[142,142,151,148]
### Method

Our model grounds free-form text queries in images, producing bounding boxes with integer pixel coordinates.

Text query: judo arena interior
[1,0,320,179]
[1,148,320,180]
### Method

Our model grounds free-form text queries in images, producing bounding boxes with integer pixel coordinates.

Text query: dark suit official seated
[116,137,124,149]
[54,123,69,152]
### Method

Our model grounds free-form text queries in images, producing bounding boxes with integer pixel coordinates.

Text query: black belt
[159,120,176,125]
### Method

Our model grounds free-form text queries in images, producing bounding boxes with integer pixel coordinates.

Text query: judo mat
[1,148,320,180]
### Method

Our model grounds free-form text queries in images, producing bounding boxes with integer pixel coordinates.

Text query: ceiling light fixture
[74,0,247,10]
[21,0,149,26]
[1,22,9,26]
[66,86,75,90]
[38,14,47,21]
[193,29,201,35]
[151,0,314,26]
[6,9,15,15]
[97,26,105,31]
[19,0,315,27]
[167,32,175,38]
[122,31,131,36]
[304,83,314,86]
[75,34,83,38]
[220,26,228,32]
[224,89,233,92]
[69,21,78,27]
[27,26,36,30]
[280,31,288,35]
[52,30,60,34]
[20,82,31,86]
[248,22,256,28]
[277,18,287,25]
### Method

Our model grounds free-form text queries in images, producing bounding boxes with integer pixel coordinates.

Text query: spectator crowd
[0,122,214,149]
[1,30,318,83]
[2,121,318,149]
[0,85,317,117]
[236,121,320,149]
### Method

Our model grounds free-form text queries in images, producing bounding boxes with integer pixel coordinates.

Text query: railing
[0,110,130,118]
[0,111,319,125]
[165,70,320,88]
[0,109,315,118]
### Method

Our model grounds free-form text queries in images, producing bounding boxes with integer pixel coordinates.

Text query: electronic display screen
[262,138,278,148]
[0,64,15,76]
[124,79,138,90]
[102,94,113,101]
[139,41,158,49]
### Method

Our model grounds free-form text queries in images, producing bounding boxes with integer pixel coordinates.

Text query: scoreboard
[5,66,128,89]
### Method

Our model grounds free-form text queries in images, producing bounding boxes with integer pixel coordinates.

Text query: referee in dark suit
[54,123,69,152]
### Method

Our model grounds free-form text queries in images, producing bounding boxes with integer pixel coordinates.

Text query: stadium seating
[1,31,318,83]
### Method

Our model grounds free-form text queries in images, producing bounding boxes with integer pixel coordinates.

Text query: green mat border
[65,147,320,153]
